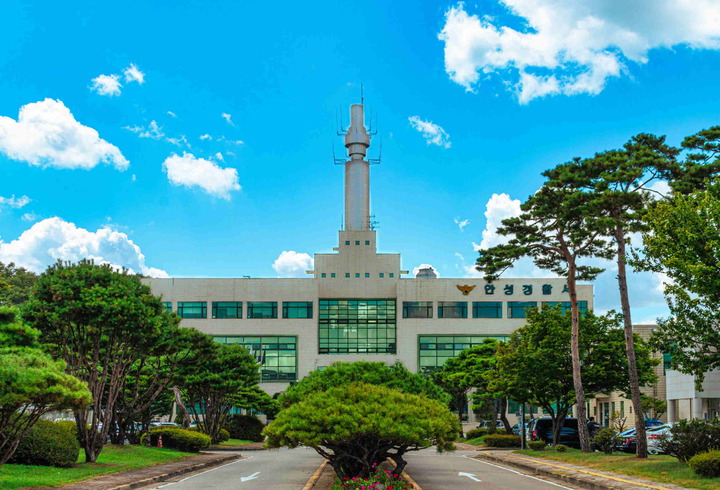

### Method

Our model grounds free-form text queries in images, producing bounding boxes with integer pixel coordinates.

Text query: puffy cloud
[0,195,30,209]
[22,212,40,222]
[477,193,522,249]
[123,63,145,84]
[90,74,122,96]
[413,263,440,278]
[125,120,164,139]
[408,116,451,148]
[199,134,212,141]
[272,250,313,278]
[162,152,241,199]
[439,1,720,103]
[454,216,470,231]
[221,113,234,126]
[0,99,129,170]
[0,217,168,277]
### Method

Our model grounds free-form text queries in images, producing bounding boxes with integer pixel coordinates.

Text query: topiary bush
[555,444,568,452]
[465,428,488,439]
[593,428,622,454]
[217,428,230,443]
[528,441,546,451]
[224,415,264,442]
[658,419,720,463]
[483,434,521,448]
[689,450,720,478]
[144,427,210,452]
[9,420,80,467]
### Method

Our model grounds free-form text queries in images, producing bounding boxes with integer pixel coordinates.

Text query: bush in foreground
[658,419,720,463]
[465,428,488,439]
[555,444,568,452]
[337,464,414,489]
[528,441,546,451]
[9,420,80,467]
[483,434,521,448]
[688,450,720,478]
[593,428,622,454]
[224,415,264,442]
[142,427,210,452]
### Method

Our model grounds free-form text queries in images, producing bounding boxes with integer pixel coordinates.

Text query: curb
[474,452,680,490]
[104,453,243,490]
[302,460,328,490]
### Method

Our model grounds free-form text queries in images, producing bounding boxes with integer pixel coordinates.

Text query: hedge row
[142,427,210,452]
[483,434,521,448]
[9,420,80,467]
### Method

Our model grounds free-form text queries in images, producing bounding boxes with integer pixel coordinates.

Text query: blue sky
[1,0,720,322]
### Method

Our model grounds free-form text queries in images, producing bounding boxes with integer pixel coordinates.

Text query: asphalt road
[147,448,323,490]
[405,448,576,489]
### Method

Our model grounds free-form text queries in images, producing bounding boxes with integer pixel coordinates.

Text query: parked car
[512,423,529,436]
[149,421,180,428]
[647,424,674,455]
[528,417,581,448]
[476,420,506,430]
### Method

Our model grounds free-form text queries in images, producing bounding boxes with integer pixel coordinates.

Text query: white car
[647,423,674,455]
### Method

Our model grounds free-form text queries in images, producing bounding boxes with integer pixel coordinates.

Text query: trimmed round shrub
[465,428,488,439]
[224,415,264,442]
[528,441,546,451]
[217,428,230,443]
[689,450,720,478]
[593,428,622,454]
[145,427,210,452]
[555,444,568,452]
[483,434,521,448]
[9,420,80,467]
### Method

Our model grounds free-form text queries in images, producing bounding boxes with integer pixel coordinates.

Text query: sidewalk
[474,450,687,490]
[58,452,243,490]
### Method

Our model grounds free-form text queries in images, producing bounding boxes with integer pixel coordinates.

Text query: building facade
[145,103,594,397]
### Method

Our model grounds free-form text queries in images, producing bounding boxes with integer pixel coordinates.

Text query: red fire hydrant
[158,434,163,448]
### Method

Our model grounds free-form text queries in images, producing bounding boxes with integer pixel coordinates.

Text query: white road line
[154,456,253,488]
[461,455,573,489]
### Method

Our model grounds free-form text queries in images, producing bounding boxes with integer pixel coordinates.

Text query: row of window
[164,301,313,319]
[319,299,397,354]
[344,240,371,245]
[319,272,395,278]
[403,300,588,319]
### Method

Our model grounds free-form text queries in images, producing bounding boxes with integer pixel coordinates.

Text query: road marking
[459,471,482,482]
[509,455,672,490]
[154,456,253,488]
[240,471,260,482]
[461,455,572,489]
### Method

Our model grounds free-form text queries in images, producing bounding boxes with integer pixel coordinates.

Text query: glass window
[345,241,350,245]
[508,301,538,318]
[438,301,468,318]
[389,273,394,278]
[321,273,326,278]
[355,273,360,278]
[379,273,384,278]
[418,335,509,375]
[355,241,360,245]
[331,273,336,278]
[473,302,502,318]
[177,302,207,319]
[364,273,370,278]
[162,301,172,313]
[247,302,277,319]
[214,336,297,382]
[345,273,350,278]
[319,299,396,354]
[283,301,313,319]
[212,301,242,319]
[365,240,370,245]
[541,301,589,314]
[403,301,433,319]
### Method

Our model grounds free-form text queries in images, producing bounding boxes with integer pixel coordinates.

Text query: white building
[145,103,593,397]
[666,369,720,421]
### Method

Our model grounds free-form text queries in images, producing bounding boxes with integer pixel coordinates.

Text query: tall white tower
[344,104,371,231]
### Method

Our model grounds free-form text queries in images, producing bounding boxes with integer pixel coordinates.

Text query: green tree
[431,340,502,435]
[0,306,90,465]
[640,394,667,421]
[0,262,38,306]
[476,182,613,451]
[176,338,261,443]
[544,133,679,457]
[22,260,180,462]
[486,306,657,447]
[636,182,720,384]
[265,382,457,479]
[279,361,449,407]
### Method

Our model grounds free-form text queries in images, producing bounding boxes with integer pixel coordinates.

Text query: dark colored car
[528,417,581,448]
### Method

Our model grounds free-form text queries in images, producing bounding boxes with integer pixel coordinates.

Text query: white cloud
[478,193,522,249]
[162,152,241,199]
[125,120,164,140]
[439,1,720,103]
[413,263,440,278]
[214,152,225,161]
[0,217,168,277]
[0,99,129,170]
[221,113,234,126]
[123,63,145,84]
[0,195,30,209]
[272,250,313,278]
[22,212,40,222]
[167,111,177,118]
[408,116,451,148]
[454,216,470,231]
[166,135,189,147]
[199,134,212,141]
[90,74,122,96]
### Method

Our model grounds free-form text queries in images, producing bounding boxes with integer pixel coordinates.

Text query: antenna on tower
[368,138,382,165]
[332,141,345,165]
[360,84,364,106]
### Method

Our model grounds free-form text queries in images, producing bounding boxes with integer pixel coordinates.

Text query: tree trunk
[567,259,591,452]
[615,225,648,458]
[498,398,512,434]
[173,386,191,429]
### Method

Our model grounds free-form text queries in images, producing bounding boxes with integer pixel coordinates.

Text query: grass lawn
[218,438,253,447]
[0,444,195,489]
[463,436,486,446]
[516,448,720,489]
